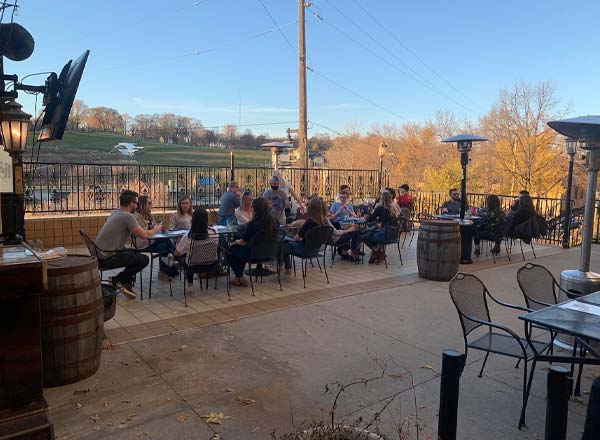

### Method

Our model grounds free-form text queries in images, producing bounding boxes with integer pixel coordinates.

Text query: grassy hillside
[28,132,271,166]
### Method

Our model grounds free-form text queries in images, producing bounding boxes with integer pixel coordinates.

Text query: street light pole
[562,138,577,249]
[378,141,387,190]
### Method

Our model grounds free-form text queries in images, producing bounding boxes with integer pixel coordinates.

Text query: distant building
[110,143,144,157]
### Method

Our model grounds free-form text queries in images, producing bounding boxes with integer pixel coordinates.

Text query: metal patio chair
[380,217,402,268]
[449,273,551,429]
[289,225,333,288]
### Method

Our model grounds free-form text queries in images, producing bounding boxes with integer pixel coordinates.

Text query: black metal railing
[23,162,385,215]
[410,190,589,247]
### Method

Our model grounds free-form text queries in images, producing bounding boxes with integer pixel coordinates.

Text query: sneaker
[113,282,136,299]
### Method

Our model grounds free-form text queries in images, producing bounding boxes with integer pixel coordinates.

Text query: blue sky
[6,0,600,137]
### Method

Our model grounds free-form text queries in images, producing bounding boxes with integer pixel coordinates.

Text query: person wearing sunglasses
[441,188,461,215]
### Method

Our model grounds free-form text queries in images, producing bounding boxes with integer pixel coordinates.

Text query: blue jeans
[363,229,384,250]
[148,239,175,273]
[228,244,252,278]
[218,216,235,226]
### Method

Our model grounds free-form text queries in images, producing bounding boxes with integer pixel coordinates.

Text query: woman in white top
[235,191,254,225]
[174,207,219,284]
[169,196,193,230]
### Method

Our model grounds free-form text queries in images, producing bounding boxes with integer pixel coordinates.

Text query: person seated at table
[228,197,286,286]
[329,191,358,223]
[473,194,506,257]
[133,195,177,277]
[173,207,219,285]
[95,190,162,299]
[263,175,289,225]
[169,196,193,230]
[504,194,536,239]
[218,181,241,225]
[441,188,461,215]
[288,198,330,257]
[506,189,530,220]
[235,191,254,225]
[396,184,414,212]
[327,217,360,261]
[363,191,397,264]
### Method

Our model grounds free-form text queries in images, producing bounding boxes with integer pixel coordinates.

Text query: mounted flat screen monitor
[39,50,90,142]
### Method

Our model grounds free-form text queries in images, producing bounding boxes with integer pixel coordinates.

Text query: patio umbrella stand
[548,116,600,348]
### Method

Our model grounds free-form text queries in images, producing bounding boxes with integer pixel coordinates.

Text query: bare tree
[67,99,89,131]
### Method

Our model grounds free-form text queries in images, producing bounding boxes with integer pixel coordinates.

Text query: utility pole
[298,0,309,183]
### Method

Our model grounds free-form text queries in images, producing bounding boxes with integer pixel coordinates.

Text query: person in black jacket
[473,194,505,257]
[504,194,536,238]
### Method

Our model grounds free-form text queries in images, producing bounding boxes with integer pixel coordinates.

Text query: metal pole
[378,155,383,190]
[437,349,466,440]
[562,153,575,248]
[459,152,468,220]
[545,366,572,440]
[298,0,308,183]
[229,150,235,181]
[580,149,600,272]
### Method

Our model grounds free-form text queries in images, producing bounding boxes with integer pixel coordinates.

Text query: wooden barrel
[41,255,104,387]
[417,220,461,281]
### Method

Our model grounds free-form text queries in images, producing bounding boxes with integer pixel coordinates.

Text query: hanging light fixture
[0,99,31,153]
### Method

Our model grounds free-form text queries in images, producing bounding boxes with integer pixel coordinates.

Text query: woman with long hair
[474,194,505,256]
[364,191,397,264]
[174,207,219,284]
[228,197,279,286]
[169,196,193,230]
[505,193,537,238]
[133,195,176,276]
[235,191,254,225]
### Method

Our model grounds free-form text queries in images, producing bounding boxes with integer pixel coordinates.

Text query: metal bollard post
[545,366,572,440]
[438,349,466,440]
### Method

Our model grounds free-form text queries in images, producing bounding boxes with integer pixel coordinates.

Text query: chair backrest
[517,263,558,310]
[449,273,491,337]
[303,225,333,253]
[515,214,541,239]
[249,229,280,262]
[80,229,100,259]
[188,233,219,266]
[383,218,401,244]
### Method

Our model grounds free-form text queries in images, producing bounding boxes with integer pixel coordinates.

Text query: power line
[310,120,381,150]
[130,120,300,133]
[310,9,476,114]
[350,0,480,109]
[319,0,466,108]
[92,20,297,73]
[308,67,405,121]
[257,0,297,55]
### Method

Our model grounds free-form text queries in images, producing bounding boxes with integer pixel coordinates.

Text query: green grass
[29,131,271,166]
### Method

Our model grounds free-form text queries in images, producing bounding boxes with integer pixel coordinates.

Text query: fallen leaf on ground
[236,395,256,406]
[124,413,137,422]
[225,388,234,393]
[76,403,82,409]
[102,340,121,351]
[223,336,234,341]
[103,402,109,408]
[420,365,434,371]
[210,434,221,440]
[90,414,101,423]
[177,414,189,423]
[201,412,230,424]
[73,388,91,395]
[120,361,129,366]
[389,373,404,379]
[121,400,133,403]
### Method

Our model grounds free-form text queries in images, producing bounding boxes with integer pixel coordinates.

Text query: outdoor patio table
[519,292,600,415]
[434,215,476,264]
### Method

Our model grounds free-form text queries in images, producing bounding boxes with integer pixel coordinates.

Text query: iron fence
[410,190,588,247]
[23,162,384,215]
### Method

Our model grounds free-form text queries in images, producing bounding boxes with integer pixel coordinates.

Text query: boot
[368,251,377,264]
[375,247,385,264]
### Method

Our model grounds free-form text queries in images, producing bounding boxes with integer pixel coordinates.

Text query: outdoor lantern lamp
[547,116,600,316]
[0,98,31,153]
[562,138,578,248]
[441,134,487,220]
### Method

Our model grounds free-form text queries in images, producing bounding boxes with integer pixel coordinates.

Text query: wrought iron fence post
[545,366,572,440]
[229,150,235,181]
[437,349,466,440]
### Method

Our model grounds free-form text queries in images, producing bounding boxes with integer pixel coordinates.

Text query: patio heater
[261,141,295,170]
[441,134,488,264]
[547,116,600,300]
[562,138,578,248]
[378,141,388,189]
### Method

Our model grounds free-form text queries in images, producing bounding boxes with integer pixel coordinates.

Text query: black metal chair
[289,225,333,288]
[517,263,587,395]
[130,235,167,300]
[172,233,221,307]
[80,229,143,297]
[449,273,551,429]
[380,217,402,268]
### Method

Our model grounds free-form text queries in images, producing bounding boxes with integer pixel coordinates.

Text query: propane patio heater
[547,116,600,304]
[442,134,488,263]
[261,141,295,170]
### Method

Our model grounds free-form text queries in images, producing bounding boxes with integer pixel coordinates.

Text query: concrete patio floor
[44,241,599,439]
